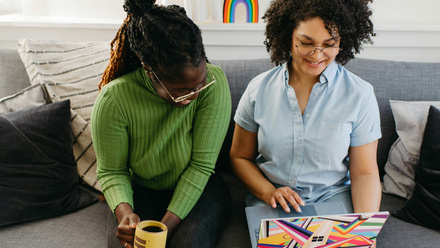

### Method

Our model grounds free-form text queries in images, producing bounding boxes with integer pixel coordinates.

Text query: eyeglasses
[295,44,341,57]
[149,67,216,103]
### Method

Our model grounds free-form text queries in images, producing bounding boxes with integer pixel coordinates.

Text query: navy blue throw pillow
[393,105,440,230]
[0,100,98,227]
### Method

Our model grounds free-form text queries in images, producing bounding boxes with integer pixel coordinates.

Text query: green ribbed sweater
[91,64,231,219]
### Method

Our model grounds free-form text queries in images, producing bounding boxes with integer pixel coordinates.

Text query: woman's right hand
[265,186,305,213]
[115,203,140,248]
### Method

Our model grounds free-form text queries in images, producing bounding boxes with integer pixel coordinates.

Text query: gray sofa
[0,48,439,247]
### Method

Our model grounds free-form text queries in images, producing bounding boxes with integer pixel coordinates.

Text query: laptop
[256,210,389,248]
[246,203,389,248]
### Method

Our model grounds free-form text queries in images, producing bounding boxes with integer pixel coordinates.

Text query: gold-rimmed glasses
[149,67,216,103]
[295,44,341,57]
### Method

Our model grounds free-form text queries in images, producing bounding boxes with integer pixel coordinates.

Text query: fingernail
[300,201,306,206]
[296,207,302,213]
[286,207,291,212]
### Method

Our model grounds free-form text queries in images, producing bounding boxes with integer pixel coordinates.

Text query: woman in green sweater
[91,1,231,247]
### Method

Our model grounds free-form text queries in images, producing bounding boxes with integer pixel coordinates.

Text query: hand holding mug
[117,212,140,248]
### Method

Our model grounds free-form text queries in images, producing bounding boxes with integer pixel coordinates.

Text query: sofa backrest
[0,49,31,99]
[345,58,440,177]
[211,59,274,173]
[2,49,439,179]
[212,58,440,179]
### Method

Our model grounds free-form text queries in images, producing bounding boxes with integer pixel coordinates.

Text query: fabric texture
[91,64,231,219]
[382,100,440,199]
[0,200,108,248]
[234,61,381,202]
[0,100,98,227]
[393,105,440,230]
[17,39,111,191]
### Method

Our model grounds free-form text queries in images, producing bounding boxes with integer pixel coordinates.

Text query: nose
[313,47,325,54]
[310,47,325,58]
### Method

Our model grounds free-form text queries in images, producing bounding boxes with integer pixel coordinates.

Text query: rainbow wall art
[223,0,259,23]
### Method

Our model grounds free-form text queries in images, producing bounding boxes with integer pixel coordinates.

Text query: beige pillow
[18,39,111,191]
[382,100,440,199]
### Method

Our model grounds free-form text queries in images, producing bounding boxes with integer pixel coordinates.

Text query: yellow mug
[134,220,168,248]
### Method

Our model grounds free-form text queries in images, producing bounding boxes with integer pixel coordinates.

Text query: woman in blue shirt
[230,0,381,214]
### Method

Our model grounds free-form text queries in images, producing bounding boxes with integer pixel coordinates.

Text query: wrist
[161,211,182,236]
[115,202,134,223]
[259,187,276,205]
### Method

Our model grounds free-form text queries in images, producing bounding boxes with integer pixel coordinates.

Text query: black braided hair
[262,0,375,66]
[100,0,206,88]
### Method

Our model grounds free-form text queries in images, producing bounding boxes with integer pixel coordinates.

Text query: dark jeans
[107,173,231,248]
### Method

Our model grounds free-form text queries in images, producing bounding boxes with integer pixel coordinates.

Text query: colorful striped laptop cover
[257,211,389,248]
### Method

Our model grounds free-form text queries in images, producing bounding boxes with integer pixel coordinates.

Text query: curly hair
[100,0,206,89]
[263,0,375,66]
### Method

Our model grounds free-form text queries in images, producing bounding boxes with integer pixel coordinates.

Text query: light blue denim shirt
[234,61,381,202]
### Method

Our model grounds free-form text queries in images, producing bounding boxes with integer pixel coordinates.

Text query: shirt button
[298,137,302,141]
[305,114,310,118]
[315,92,319,96]
[296,158,301,162]
[291,180,295,184]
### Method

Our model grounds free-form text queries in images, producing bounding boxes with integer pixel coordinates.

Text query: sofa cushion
[382,100,440,199]
[0,200,109,248]
[17,39,111,191]
[0,100,98,227]
[393,105,440,230]
[376,215,440,248]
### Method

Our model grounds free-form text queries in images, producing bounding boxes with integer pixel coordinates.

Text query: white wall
[15,0,125,19]
[1,0,440,62]
[8,0,440,25]
[371,0,440,26]
[161,0,440,27]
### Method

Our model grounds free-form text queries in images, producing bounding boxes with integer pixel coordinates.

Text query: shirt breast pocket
[314,121,352,165]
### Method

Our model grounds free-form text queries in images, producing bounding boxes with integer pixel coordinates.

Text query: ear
[141,63,153,77]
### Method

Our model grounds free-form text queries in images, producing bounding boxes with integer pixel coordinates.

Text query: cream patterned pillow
[382,100,440,199]
[18,39,111,191]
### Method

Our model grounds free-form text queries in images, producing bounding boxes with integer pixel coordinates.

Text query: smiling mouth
[307,60,323,65]
[304,59,326,67]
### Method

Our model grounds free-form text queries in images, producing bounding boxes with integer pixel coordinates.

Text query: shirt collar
[282,60,339,88]
[283,62,290,86]
[319,61,338,87]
